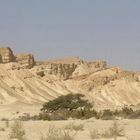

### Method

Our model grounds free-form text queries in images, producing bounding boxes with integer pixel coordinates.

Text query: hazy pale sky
[0,0,140,70]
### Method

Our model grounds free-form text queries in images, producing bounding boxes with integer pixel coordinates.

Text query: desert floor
[0,119,140,140]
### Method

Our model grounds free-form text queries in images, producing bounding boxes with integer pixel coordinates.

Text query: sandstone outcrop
[0,47,35,69]
[15,54,35,69]
[0,47,15,63]
[34,58,107,80]
[0,47,139,109]
[35,62,77,80]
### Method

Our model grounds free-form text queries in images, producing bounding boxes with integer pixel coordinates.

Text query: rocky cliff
[0,47,35,69]
[15,54,35,69]
[0,47,139,111]
[34,58,107,80]
[0,47,15,63]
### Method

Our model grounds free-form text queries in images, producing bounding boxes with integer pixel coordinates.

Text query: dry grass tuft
[90,120,124,140]
[64,123,84,131]
[40,125,76,140]
[9,120,26,140]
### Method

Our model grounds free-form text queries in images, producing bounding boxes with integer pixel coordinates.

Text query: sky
[0,0,140,71]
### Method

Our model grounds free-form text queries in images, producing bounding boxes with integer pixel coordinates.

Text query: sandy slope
[0,62,139,112]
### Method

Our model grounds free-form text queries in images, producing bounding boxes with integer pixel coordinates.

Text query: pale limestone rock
[35,58,107,80]
[35,62,77,80]
[0,47,35,69]
[0,47,15,63]
[15,54,35,69]
[0,47,139,108]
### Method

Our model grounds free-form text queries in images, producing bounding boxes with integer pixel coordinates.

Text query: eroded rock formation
[0,47,35,69]
[0,47,15,63]
[15,54,35,69]
[34,58,107,80]
[0,47,139,109]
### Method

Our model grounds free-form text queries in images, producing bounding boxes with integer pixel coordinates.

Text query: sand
[0,119,140,140]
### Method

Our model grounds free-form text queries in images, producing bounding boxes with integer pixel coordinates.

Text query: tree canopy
[41,93,93,112]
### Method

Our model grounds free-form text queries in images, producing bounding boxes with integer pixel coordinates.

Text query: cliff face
[34,59,107,80]
[0,48,106,79]
[0,47,35,69]
[15,54,35,69]
[0,47,139,108]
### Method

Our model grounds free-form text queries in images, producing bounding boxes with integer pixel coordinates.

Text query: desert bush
[64,123,84,131]
[5,119,10,128]
[92,107,140,120]
[19,113,41,121]
[118,107,134,118]
[38,113,49,120]
[90,121,124,140]
[9,120,26,140]
[107,121,124,140]
[101,129,112,138]
[40,125,76,140]
[48,113,67,120]
[128,110,140,119]
[39,112,67,121]
[35,108,97,121]
[100,109,115,120]
[90,129,100,139]
[1,118,9,121]
[30,115,40,120]
[90,128,114,139]
[1,118,10,128]
[61,130,76,140]
[70,108,98,119]
[122,107,133,115]
[0,128,5,131]
[41,108,98,120]
[19,113,31,121]
[113,107,140,119]
[40,126,60,140]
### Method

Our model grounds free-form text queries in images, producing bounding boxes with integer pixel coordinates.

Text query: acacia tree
[41,93,93,112]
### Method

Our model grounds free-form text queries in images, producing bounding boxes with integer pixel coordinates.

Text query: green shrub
[128,110,140,119]
[120,107,134,118]
[69,108,98,119]
[101,109,115,120]
[39,113,50,120]
[19,113,31,121]
[40,93,94,120]
[113,107,140,119]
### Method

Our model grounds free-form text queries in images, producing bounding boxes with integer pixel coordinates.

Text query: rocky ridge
[0,47,139,109]
[0,47,35,69]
